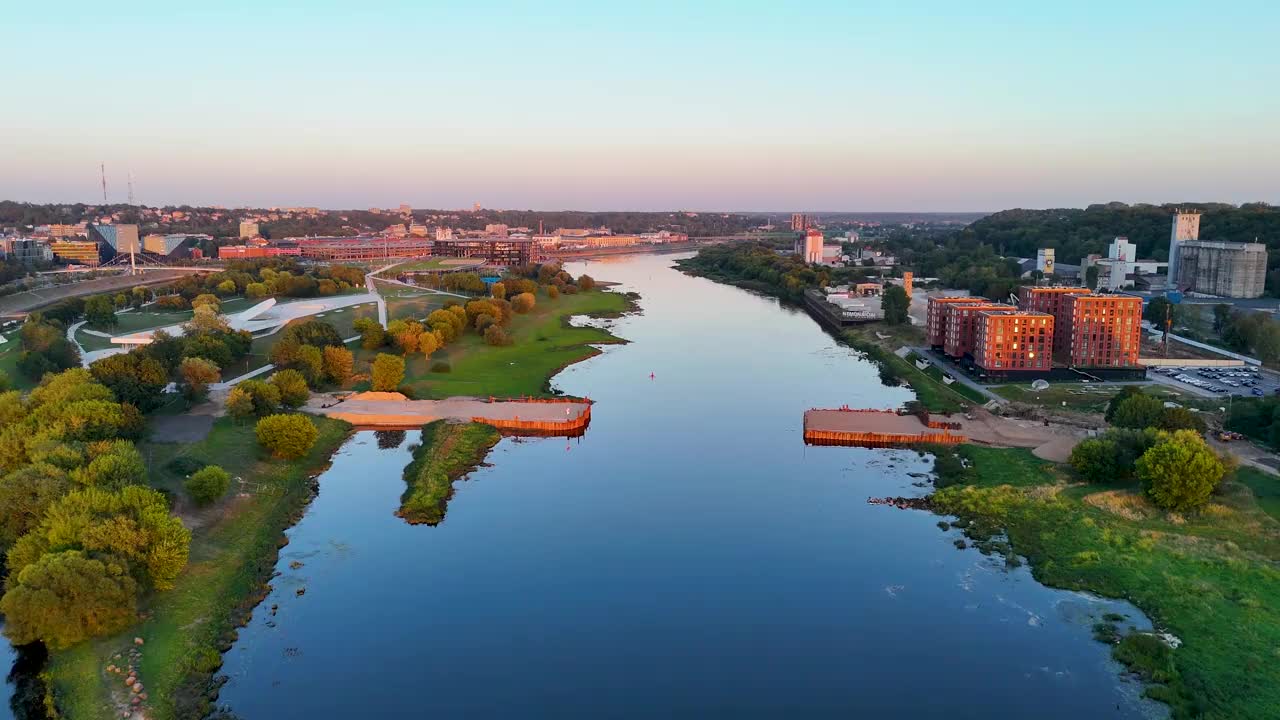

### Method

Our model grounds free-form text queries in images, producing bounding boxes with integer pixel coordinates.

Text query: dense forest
[960,202,1280,266]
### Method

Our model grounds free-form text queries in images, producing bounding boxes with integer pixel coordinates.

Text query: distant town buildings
[797,229,824,264]
[409,223,429,237]
[484,224,510,238]
[88,224,140,254]
[791,213,812,232]
[239,221,260,239]
[50,240,101,266]
[1035,248,1055,275]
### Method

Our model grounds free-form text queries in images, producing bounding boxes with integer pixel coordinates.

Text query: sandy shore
[305,391,591,428]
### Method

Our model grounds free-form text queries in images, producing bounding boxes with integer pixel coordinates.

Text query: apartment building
[1064,294,1142,368]
[972,310,1054,376]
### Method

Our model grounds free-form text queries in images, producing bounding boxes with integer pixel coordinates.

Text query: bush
[322,345,355,385]
[166,456,208,476]
[0,550,138,649]
[484,324,510,346]
[1157,406,1206,433]
[577,274,595,291]
[270,369,310,408]
[1137,430,1226,511]
[372,353,406,391]
[511,292,536,314]
[255,414,319,460]
[1111,393,1165,429]
[185,465,231,506]
[430,360,451,373]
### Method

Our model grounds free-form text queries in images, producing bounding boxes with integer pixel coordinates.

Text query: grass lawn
[48,416,352,720]
[358,289,629,399]
[397,421,501,524]
[0,329,37,391]
[992,383,1125,413]
[933,448,1280,719]
[1235,467,1280,523]
[384,258,483,273]
[843,327,976,414]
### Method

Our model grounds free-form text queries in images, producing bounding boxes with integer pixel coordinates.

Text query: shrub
[577,274,595,291]
[430,360,451,373]
[185,465,231,506]
[511,292,536,314]
[484,324,510,346]
[322,345,355,385]
[270,369,310,408]
[1137,430,1226,511]
[1157,406,1206,433]
[371,353,406,392]
[1110,393,1164,429]
[166,456,208,476]
[255,414,319,460]
[546,285,560,300]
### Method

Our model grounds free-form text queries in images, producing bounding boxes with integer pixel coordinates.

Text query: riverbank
[398,421,502,524]
[363,287,633,399]
[46,417,353,719]
[929,445,1280,720]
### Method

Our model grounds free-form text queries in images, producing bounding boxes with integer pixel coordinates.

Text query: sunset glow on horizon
[3,0,1277,210]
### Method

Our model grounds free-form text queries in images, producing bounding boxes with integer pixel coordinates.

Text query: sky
[2,0,1278,212]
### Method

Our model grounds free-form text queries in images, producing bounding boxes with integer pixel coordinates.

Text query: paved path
[211,363,276,390]
[907,346,1006,404]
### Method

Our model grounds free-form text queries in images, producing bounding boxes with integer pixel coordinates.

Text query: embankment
[398,421,502,525]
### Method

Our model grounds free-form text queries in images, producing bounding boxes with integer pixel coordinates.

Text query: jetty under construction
[802,408,965,447]
[307,392,592,436]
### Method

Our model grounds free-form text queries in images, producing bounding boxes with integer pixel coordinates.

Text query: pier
[803,408,964,447]
[307,392,592,436]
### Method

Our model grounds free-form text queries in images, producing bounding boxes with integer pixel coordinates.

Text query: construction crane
[100,162,108,204]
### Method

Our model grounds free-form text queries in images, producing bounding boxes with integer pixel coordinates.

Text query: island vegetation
[398,421,502,525]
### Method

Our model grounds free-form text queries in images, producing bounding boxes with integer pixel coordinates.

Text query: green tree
[1104,386,1145,423]
[191,293,220,312]
[546,285,560,300]
[1143,296,1180,328]
[1137,430,1226,511]
[1156,406,1206,433]
[1084,265,1100,290]
[185,465,231,506]
[83,295,117,329]
[881,286,909,325]
[178,356,221,404]
[90,353,169,412]
[245,281,270,299]
[1069,437,1120,483]
[282,319,343,348]
[70,440,146,489]
[270,369,310,408]
[0,550,138,649]
[322,345,354,385]
[1111,393,1165,429]
[216,279,237,296]
[226,386,256,422]
[353,317,386,350]
[10,485,191,591]
[0,463,70,546]
[1212,304,1233,334]
[255,414,319,460]
[371,353,405,391]
[490,281,506,300]
[577,274,595,291]
[234,379,281,417]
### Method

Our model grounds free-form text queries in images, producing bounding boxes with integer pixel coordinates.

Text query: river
[207,252,1159,718]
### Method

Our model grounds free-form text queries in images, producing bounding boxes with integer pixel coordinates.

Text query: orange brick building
[1064,294,1142,368]
[973,310,1054,374]
[1017,287,1091,356]
[942,302,1013,358]
[926,296,986,347]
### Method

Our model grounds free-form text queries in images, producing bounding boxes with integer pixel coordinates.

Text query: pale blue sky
[2,1,1276,210]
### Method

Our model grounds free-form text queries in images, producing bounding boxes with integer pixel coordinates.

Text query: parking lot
[1148,365,1280,399]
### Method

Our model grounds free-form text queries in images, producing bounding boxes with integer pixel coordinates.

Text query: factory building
[1174,240,1268,299]
[431,237,532,266]
[796,229,824,264]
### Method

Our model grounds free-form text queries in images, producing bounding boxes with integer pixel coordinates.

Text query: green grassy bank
[398,421,502,525]
[47,417,352,720]
[931,445,1280,720]
[361,288,631,399]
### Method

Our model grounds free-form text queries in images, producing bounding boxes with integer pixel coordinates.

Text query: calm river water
[212,253,1161,718]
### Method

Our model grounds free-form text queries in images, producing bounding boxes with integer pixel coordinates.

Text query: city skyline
[4,0,1278,211]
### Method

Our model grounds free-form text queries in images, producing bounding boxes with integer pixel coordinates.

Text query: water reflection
[214,253,1162,719]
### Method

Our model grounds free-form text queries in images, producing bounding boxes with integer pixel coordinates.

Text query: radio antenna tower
[127,171,135,205]
[100,163,108,204]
